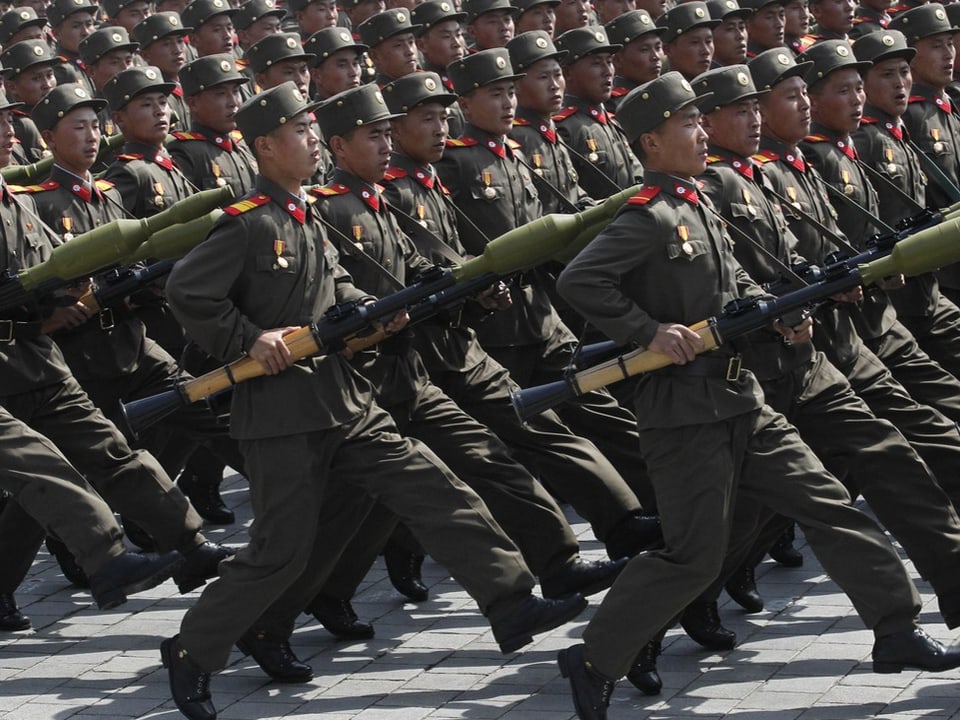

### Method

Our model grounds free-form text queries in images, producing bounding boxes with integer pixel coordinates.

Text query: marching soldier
[0,7,47,48]
[411,0,466,135]
[134,12,193,132]
[850,0,892,39]
[234,0,285,61]
[604,9,665,112]
[656,1,719,79]
[338,0,386,31]
[47,0,97,96]
[159,81,588,720]
[554,26,641,198]
[803,0,855,43]
[784,0,812,54]
[182,0,239,59]
[741,0,787,58]
[101,0,152,37]
[554,0,593,35]
[515,0,560,35]
[285,0,339,39]
[709,0,751,67]
[355,7,421,86]
[78,26,137,143]
[246,32,314,98]
[463,0,519,51]
[304,26,367,102]
[0,39,57,162]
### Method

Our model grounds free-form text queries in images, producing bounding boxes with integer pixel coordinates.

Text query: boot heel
[873,661,903,674]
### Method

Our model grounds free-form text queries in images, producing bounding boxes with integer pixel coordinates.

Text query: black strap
[315,214,406,293]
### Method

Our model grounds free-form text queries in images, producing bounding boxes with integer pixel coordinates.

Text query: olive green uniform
[167,125,258,195]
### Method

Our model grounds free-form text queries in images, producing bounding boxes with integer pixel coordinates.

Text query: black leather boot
[45,536,90,588]
[680,599,737,650]
[0,592,31,632]
[172,542,233,593]
[89,550,183,610]
[160,635,216,720]
[491,593,587,654]
[626,639,662,695]
[236,630,313,683]
[383,545,428,602]
[769,523,803,567]
[873,627,960,673]
[178,463,234,525]
[308,594,375,640]
[605,513,662,560]
[540,557,627,599]
[558,643,614,720]
[725,561,764,613]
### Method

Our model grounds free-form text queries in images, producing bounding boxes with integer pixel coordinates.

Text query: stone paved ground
[3,472,960,719]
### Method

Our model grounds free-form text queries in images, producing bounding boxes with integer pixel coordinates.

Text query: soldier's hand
[249,327,299,375]
[831,286,863,303]
[774,316,814,345]
[383,310,410,335]
[648,323,704,365]
[476,281,511,310]
[877,274,906,290]
[49,301,94,330]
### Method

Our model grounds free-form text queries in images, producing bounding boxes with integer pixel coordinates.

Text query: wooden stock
[40,289,102,334]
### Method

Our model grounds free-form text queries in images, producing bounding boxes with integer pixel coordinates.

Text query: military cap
[707,0,752,21]
[383,70,457,112]
[236,80,321,145]
[356,9,422,48]
[691,64,767,113]
[737,0,785,10]
[889,3,960,44]
[447,47,524,95]
[234,0,285,30]
[605,9,665,46]
[618,71,714,142]
[0,39,58,77]
[104,65,176,111]
[798,39,871,87]
[554,26,621,65]
[0,7,46,47]
[80,26,139,66]
[314,82,404,139]
[507,30,566,71]
[304,28,368,67]
[180,54,249,95]
[853,29,916,65]
[0,88,25,113]
[286,0,326,13]
[656,1,721,44]
[31,83,106,132]
[245,32,315,73]
[101,0,144,18]
[181,0,238,30]
[947,2,960,30]
[462,0,521,24]
[747,47,813,89]
[48,0,98,26]
[133,12,192,49]
[513,0,561,12]
[411,0,467,34]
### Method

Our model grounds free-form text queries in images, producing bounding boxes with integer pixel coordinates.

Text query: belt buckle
[726,355,742,382]
[0,319,11,343]
[99,308,114,331]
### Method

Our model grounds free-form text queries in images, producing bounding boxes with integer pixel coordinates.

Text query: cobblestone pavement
[2,472,960,719]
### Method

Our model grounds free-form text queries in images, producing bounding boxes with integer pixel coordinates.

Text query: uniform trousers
[582,403,921,681]
[895,292,960,383]
[179,398,535,672]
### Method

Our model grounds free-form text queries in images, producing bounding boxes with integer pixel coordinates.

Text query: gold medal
[481,170,495,199]
[587,137,599,164]
[934,141,945,153]
[216,177,227,187]
[277,256,288,268]
[682,241,694,255]
[483,186,496,199]
[886,163,897,174]
[273,239,287,269]
[843,184,855,195]
[154,195,165,207]
[416,204,428,227]
[588,152,599,162]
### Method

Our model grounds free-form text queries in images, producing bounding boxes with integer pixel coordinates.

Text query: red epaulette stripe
[445,137,479,147]
[552,107,578,122]
[506,138,521,150]
[171,131,206,141]
[627,185,661,205]
[751,150,778,164]
[311,183,350,196]
[610,86,629,97]
[383,167,408,181]
[223,193,270,215]
[94,179,114,191]
[908,95,927,104]
[803,133,829,143]
[116,153,143,161]
[513,117,531,126]
[860,116,879,124]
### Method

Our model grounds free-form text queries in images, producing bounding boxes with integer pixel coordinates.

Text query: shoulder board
[627,185,661,206]
[803,133,829,143]
[230,129,243,142]
[16,179,58,193]
[171,131,206,141]
[445,137,479,148]
[751,150,779,164]
[706,154,723,165]
[94,179,115,191]
[513,117,531,127]
[116,153,144,161]
[610,86,629,98]
[506,138,521,150]
[383,166,408,182]
[798,34,818,50]
[553,107,578,123]
[908,94,927,104]
[223,193,270,216]
[860,115,879,125]
[312,183,350,196]
[236,58,249,70]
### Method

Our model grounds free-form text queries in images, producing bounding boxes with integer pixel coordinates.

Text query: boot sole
[95,557,183,610]
[498,596,588,654]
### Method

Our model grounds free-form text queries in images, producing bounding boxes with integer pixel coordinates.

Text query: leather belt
[0,318,42,343]
[666,353,743,381]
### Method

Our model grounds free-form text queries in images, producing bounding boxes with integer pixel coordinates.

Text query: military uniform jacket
[16,166,144,380]
[166,85,190,133]
[510,106,592,215]
[424,63,465,138]
[556,170,766,429]
[854,105,938,319]
[434,122,565,348]
[850,6,889,39]
[168,124,258,197]
[103,141,193,218]
[381,151,490,376]
[607,77,637,115]
[53,48,95,96]
[800,123,898,339]
[165,175,373,439]
[902,83,960,213]
[753,136,866,368]
[311,169,434,408]
[554,94,640,199]
[0,183,73,394]
[12,110,46,164]
[700,150,814,381]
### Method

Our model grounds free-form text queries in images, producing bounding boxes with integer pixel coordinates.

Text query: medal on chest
[273,239,288,269]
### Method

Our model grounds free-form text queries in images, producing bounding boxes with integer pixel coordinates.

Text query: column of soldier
[4,0,960,716]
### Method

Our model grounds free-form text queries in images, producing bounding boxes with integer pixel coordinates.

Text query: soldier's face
[911,33,956,89]
[45,106,100,176]
[193,15,235,56]
[8,25,44,45]
[261,111,321,182]
[554,0,590,34]
[238,14,282,48]
[701,98,762,158]
[864,58,911,118]
[747,5,785,50]
[115,91,170,145]
[0,110,15,167]
[418,20,465,68]
[809,67,863,135]
[297,0,339,34]
[516,4,555,35]
[594,0,634,24]
[563,52,614,105]
[89,50,134,93]
[311,49,362,98]
[664,27,714,79]
[641,104,708,177]
[783,0,808,36]
[142,35,188,78]
[760,75,810,145]
[7,63,56,107]
[259,59,311,95]
[189,82,243,133]
[369,32,419,80]
[458,79,516,136]
[54,11,97,52]
[391,101,448,164]
[346,0,386,26]
[114,1,151,34]
[615,35,662,84]
[468,9,514,50]
[809,0,854,34]
[332,119,392,183]
[516,57,564,116]
[713,17,747,65]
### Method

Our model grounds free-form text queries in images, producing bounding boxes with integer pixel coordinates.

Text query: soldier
[355,7,421,85]
[463,0,518,51]
[78,27,137,142]
[593,0,633,25]
[554,0,592,35]
[246,31,314,97]
[741,0,787,58]
[285,0,339,39]
[234,0,284,60]
[101,0,152,36]
[554,71,960,720]
[47,0,97,96]
[709,0,751,67]
[160,81,588,720]
[134,12,193,132]
[0,39,57,162]
[803,0,854,43]
[411,0,466,135]
[0,7,47,48]
[168,54,257,195]
[784,0,812,54]
[604,9,664,112]
[656,1,719,80]
[554,26,641,198]
[304,26,367,101]
[338,0,386,30]
[891,4,960,307]
[850,0,892,39]
[182,0,238,57]
[515,0,560,36]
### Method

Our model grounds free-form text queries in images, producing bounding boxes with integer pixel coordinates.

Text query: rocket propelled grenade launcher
[510,214,960,421]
